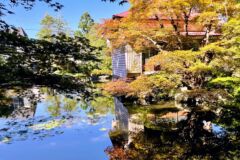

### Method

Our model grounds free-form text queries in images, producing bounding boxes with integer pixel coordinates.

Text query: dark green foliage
[0,1,103,93]
[0,31,100,91]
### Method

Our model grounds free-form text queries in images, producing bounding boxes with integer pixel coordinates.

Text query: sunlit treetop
[100,0,240,52]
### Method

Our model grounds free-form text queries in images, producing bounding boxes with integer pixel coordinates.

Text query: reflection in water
[0,88,114,160]
[0,87,40,119]
[0,87,239,159]
[107,98,240,160]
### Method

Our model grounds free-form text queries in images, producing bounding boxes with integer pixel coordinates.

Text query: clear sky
[3,0,129,38]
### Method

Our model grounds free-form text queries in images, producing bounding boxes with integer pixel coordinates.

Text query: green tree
[75,12,94,37]
[37,14,55,41]
[0,0,102,94]
[37,14,68,41]
[0,30,100,91]
[87,25,112,76]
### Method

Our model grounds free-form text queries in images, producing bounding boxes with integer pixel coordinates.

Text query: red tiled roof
[113,11,130,19]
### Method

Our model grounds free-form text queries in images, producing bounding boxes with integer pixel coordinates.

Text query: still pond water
[0,87,115,160]
[0,87,238,160]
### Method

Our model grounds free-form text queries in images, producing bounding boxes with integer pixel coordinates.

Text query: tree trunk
[170,18,180,35]
[170,17,183,49]
[224,0,229,19]
[184,18,189,36]
[142,35,163,52]
[183,9,192,36]
[204,25,212,45]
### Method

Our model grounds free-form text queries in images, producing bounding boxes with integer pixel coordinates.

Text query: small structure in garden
[110,11,221,79]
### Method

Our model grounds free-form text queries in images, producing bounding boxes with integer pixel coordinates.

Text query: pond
[0,87,114,160]
[0,87,239,160]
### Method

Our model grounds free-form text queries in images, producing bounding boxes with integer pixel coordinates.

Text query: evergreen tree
[75,12,94,37]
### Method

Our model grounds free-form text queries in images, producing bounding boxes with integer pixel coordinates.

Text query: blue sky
[3,0,129,38]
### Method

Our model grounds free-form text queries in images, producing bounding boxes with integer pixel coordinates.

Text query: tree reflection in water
[0,86,114,144]
[0,87,239,159]
[106,98,240,160]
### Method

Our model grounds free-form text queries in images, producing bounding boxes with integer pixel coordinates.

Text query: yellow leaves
[145,50,200,73]
[100,0,239,52]
[148,73,180,90]
[129,76,154,95]
[188,61,212,75]
[196,0,239,28]
[91,68,112,76]
[200,43,227,57]
[222,16,240,39]
[100,8,175,52]
[196,11,219,26]
[103,73,179,97]
[144,53,162,71]
[201,43,238,72]
[129,73,179,96]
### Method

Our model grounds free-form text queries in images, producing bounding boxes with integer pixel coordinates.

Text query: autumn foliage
[105,147,127,160]
[100,0,240,52]
[103,73,179,102]
[103,80,133,96]
[102,0,240,104]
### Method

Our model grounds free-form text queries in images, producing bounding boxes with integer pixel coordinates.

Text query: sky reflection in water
[0,87,238,160]
[0,87,114,160]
